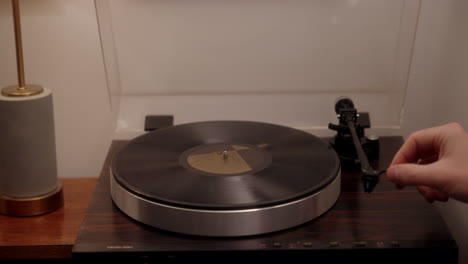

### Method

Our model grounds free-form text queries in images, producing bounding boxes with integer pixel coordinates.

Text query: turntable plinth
[73,137,458,263]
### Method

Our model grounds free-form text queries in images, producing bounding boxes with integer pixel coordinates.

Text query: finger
[387,163,446,190]
[392,123,467,166]
[391,124,455,165]
[417,186,449,203]
[418,155,438,165]
[434,191,449,202]
[391,132,437,165]
[395,183,405,190]
[417,186,435,203]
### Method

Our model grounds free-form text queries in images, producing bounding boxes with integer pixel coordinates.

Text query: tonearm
[328,97,385,193]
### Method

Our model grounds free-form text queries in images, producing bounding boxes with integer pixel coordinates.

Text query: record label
[180,143,272,176]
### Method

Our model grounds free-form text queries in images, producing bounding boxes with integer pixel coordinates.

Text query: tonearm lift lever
[328,98,385,193]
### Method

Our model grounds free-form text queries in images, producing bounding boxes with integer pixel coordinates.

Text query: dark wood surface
[0,178,97,260]
[73,137,458,263]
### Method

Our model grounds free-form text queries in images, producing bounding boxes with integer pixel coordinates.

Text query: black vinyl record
[111,121,340,210]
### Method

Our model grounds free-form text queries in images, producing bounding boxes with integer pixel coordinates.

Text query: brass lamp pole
[2,0,44,97]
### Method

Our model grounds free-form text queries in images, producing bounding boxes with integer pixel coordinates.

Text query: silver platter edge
[110,168,341,237]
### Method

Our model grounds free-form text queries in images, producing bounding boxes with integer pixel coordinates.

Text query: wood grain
[0,178,97,260]
[73,137,457,263]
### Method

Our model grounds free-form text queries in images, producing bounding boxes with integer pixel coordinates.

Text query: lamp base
[1,84,44,97]
[0,184,64,217]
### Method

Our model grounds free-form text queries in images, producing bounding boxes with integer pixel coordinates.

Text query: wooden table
[73,138,458,263]
[0,178,97,261]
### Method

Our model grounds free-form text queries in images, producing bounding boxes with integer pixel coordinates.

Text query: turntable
[73,99,457,263]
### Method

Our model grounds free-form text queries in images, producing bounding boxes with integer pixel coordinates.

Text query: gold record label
[181,143,271,176]
[187,145,252,174]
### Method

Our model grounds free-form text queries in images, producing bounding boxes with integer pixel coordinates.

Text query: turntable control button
[303,242,313,247]
[328,241,340,247]
[353,241,367,247]
[273,242,282,248]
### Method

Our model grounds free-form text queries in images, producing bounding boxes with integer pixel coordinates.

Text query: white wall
[0,0,113,178]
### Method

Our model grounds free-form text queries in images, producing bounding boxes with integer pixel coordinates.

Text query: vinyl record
[111,121,340,210]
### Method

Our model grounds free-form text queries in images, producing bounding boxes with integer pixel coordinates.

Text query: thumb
[387,163,446,189]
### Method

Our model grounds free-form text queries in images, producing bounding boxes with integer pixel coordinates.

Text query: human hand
[387,123,468,203]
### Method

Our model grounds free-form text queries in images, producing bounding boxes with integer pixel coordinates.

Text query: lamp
[0,0,63,216]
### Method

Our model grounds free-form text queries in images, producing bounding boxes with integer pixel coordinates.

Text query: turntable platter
[110,121,341,236]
